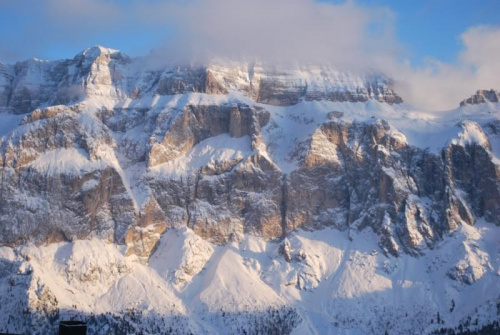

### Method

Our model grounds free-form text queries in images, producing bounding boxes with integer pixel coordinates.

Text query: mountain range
[0,46,499,334]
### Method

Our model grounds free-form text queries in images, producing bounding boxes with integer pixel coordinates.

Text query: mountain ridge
[0,46,499,334]
[0,45,403,115]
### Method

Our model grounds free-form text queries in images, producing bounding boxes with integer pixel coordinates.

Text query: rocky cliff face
[460,89,499,106]
[0,47,130,114]
[0,117,497,260]
[0,47,498,261]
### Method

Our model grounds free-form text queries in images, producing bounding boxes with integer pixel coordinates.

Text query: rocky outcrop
[0,105,136,246]
[256,74,402,106]
[154,67,229,96]
[447,243,492,285]
[0,47,130,114]
[0,62,13,110]
[460,89,499,106]
[147,151,284,244]
[146,104,269,167]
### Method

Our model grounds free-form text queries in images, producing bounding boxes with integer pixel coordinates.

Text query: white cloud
[139,0,398,68]
[390,26,500,110]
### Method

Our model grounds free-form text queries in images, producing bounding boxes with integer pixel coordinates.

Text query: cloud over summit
[146,0,398,67]
[392,25,500,110]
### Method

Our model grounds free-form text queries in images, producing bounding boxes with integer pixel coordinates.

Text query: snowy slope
[1,221,499,334]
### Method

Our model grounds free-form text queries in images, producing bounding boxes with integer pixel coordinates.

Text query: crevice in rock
[280,173,288,239]
[183,175,192,228]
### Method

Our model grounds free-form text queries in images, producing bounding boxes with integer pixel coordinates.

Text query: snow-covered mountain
[0,46,499,334]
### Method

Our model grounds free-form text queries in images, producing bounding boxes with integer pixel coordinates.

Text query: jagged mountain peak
[78,45,128,62]
[460,89,499,106]
[81,45,120,57]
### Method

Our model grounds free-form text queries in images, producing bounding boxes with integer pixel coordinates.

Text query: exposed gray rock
[0,46,130,114]
[327,111,344,119]
[460,89,499,106]
[146,104,269,167]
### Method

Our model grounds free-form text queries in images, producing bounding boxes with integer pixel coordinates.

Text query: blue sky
[0,0,499,66]
[354,0,500,65]
[0,1,170,62]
